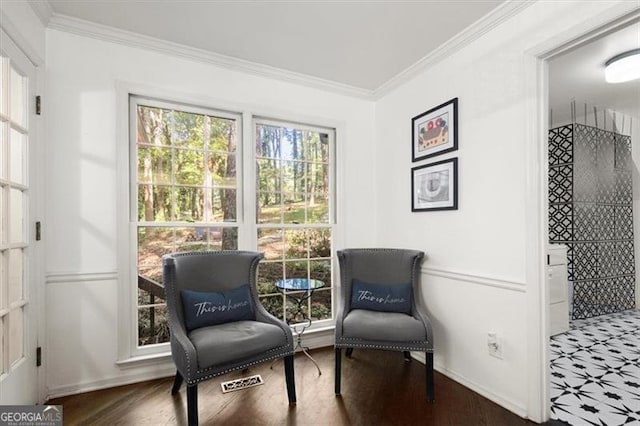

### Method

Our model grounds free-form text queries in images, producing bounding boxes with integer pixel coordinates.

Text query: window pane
[138,305,169,346]
[138,266,163,288]
[9,307,23,365]
[255,124,281,159]
[257,262,282,295]
[137,274,165,307]
[175,186,204,222]
[311,289,332,321]
[308,193,329,223]
[170,111,202,147]
[285,229,308,259]
[208,117,236,152]
[310,259,331,286]
[307,162,329,194]
[10,67,25,127]
[137,106,172,146]
[138,185,172,222]
[284,259,308,280]
[210,152,236,187]
[259,295,283,320]
[10,128,24,185]
[174,148,203,185]
[138,147,171,184]
[257,159,280,193]
[309,228,331,258]
[258,192,281,224]
[137,227,175,268]
[258,228,283,260]
[283,193,305,224]
[9,189,23,244]
[174,226,210,253]
[8,249,23,304]
[209,188,236,222]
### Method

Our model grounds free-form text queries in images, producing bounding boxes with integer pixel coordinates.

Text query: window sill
[116,351,173,370]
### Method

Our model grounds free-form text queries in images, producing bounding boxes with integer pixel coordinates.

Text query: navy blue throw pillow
[351,279,412,314]
[181,284,254,331]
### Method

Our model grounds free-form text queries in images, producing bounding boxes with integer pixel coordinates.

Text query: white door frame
[0,28,44,404]
[524,5,640,422]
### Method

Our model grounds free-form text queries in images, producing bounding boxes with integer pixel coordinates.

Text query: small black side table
[275,278,325,375]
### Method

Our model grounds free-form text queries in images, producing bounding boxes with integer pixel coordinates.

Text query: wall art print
[411,97,458,162]
[411,157,458,212]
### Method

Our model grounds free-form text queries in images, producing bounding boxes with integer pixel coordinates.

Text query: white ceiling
[45,0,505,92]
[549,21,640,127]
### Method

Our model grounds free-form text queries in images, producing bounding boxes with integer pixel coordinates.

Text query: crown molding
[46,13,374,100]
[44,0,534,100]
[27,0,54,27]
[372,0,537,99]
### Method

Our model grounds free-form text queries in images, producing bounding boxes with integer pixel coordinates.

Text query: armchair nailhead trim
[187,349,295,385]
[336,342,433,352]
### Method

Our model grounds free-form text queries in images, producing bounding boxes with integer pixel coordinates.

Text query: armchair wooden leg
[335,348,342,395]
[403,351,411,362]
[345,347,353,357]
[187,384,198,426]
[171,371,183,395]
[284,355,297,404]
[426,351,435,402]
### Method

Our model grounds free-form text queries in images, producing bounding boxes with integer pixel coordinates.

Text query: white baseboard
[46,330,333,401]
[411,352,528,419]
[46,363,176,400]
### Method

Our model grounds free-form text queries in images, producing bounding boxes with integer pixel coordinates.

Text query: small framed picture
[411,97,458,162]
[411,157,458,212]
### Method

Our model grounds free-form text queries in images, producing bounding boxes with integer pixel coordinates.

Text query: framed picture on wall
[411,97,458,162]
[411,157,458,212]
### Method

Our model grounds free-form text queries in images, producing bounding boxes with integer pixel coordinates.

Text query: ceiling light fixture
[605,49,640,83]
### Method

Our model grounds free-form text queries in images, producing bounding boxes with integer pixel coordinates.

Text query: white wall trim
[422,267,526,293]
[27,0,53,27]
[46,363,176,400]
[372,0,536,99]
[46,13,372,100]
[45,271,118,284]
[411,352,528,418]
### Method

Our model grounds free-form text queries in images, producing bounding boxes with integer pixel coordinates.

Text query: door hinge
[36,347,42,367]
[36,96,41,115]
[36,221,41,241]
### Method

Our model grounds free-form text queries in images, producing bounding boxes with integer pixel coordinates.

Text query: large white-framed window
[129,96,242,352]
[121,90,338,359]
[254,119,335,326]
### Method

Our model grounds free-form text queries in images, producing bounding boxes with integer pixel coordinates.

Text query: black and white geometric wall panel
[548,123,635,320]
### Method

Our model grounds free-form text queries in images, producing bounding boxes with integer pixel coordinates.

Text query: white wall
[374,0,637,418]
[44,29,376,397]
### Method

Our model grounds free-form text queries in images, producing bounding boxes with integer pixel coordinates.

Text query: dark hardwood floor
[49,347,539,425]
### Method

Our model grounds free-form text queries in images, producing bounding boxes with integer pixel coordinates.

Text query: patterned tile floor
[550,309,640,425]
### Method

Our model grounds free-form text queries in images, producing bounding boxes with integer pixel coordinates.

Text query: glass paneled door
[0,32,39,404]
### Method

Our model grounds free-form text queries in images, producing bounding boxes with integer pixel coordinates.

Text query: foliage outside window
[255,122,334,324]
[133,98,239,346]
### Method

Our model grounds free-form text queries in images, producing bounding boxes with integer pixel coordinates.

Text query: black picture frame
[411,157,458,212]
[411,97,458,162]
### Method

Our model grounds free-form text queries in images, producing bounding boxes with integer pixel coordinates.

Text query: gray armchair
[334,248,434,401]
[163,251,296,426]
